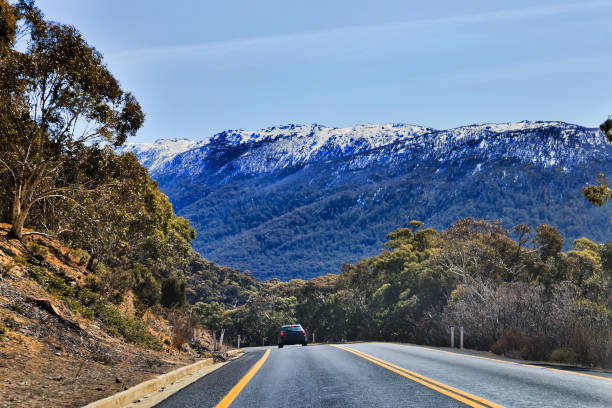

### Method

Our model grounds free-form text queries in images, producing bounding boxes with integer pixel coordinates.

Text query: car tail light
[301,330,305,334]
[280,332,284,336]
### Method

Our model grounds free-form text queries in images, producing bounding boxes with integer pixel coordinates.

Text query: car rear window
[286,326,303,331]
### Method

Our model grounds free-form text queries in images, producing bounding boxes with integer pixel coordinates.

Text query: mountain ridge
[118,121,612,280]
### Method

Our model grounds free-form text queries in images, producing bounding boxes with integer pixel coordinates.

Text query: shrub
[27,264,163,350]
[92,354,113,365]
[493,331,527,357]
[168,312,192,349]
[551,347,576,364]
[133,265,161,306]
[70,248,90,266]
[91,263,133,303]
[0,323,5,338]
[14,256,27,265]
[161,276,186,308]
[520,335,549,361]
[490,343,503,355]
[93,302,163,351]
[3,316,16,328]
[570,327,612,368]
[493,331,549,361]
[27,243,48,260]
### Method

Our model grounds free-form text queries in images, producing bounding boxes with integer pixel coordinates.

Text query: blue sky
[37,0,612,142]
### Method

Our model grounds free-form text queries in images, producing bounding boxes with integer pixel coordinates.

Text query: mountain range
[118,121,612,280]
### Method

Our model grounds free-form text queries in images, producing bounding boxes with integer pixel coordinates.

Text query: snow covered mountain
[120,121,612,280]
[121,121,605,178]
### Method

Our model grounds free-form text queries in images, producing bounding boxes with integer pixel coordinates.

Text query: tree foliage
[198,219,611,367]
[0,1,144,238]
[582,116,612,207]
[0,2,195,315]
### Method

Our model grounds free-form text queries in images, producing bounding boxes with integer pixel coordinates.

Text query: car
[278,324,307,348]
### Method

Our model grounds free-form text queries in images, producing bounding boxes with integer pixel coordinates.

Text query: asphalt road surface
[154,343,612,408]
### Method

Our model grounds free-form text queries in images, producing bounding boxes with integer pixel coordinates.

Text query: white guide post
[219,329,225,352]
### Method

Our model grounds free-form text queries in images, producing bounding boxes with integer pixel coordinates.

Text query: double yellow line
[333,345,504,408]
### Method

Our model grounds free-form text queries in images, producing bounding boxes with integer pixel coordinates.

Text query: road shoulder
[85,350,243,408]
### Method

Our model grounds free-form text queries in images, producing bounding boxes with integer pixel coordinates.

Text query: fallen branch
[22,231,54,238]
[30,297,83,334]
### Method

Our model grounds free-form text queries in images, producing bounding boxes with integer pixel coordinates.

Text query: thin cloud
[110,1,612,61]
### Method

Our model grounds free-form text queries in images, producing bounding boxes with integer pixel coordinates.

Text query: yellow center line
[341,346,505,408]
[333,345,503,408]
[397,343,612,382]
[215,349,270,408]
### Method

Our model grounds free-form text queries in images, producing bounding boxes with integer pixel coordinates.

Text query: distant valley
[119,121,612,280]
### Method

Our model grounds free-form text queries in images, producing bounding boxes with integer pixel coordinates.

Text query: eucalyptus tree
[582,117,612,207]
[0,1,143,238]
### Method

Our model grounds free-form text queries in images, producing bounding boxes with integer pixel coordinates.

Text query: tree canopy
[0,1,144,238]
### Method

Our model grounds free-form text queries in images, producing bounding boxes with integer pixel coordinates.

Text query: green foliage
[0,0,16,53]
[201,219,611,368]
[28,264,162,350]
[27,243,48,260]
[0,2,144,238]
[551,347,576,364]
[161,275,186,308]
[581,115,612,206]
[601,118,612,143]
[92,354,113,365]
[185,256,261,307]
[133,265,161,306]
[534,224,563,262]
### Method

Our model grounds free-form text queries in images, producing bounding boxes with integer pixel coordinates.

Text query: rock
[47,375,62,381]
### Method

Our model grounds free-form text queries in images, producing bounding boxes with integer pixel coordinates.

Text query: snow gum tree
[0,1,144,238]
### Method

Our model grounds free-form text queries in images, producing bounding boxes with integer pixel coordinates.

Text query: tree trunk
[10,209,27,239]
[86,254,96,271]
[10,191,28,239]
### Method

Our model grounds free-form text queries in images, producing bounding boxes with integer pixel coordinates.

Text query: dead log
[30,298,83,333]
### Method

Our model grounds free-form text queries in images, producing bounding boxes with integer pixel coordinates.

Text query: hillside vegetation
[0,224,202,407]
[198,219,612,367]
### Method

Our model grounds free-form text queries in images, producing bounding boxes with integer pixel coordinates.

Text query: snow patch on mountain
[119,121,606,179]
[116,138,207,173]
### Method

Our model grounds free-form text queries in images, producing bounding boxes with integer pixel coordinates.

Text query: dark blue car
[278,324,307,348]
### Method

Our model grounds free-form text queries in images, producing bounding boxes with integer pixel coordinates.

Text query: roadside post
[219,329,225,351]
[237,334,241,349]
[312,332,315,344]
[212,330,217,352]
[450,326,455,348]
[460,326,464,350]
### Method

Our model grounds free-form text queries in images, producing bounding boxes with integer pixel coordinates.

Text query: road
[154,343,612,408]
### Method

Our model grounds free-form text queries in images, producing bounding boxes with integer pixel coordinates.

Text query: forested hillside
[197,219,612,367]
[123,122,612,280]
[0,0,261,361]
[0,3,258,406]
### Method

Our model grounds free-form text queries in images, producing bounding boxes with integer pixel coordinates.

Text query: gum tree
[0,1,143,238]
[582,117,612,206]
